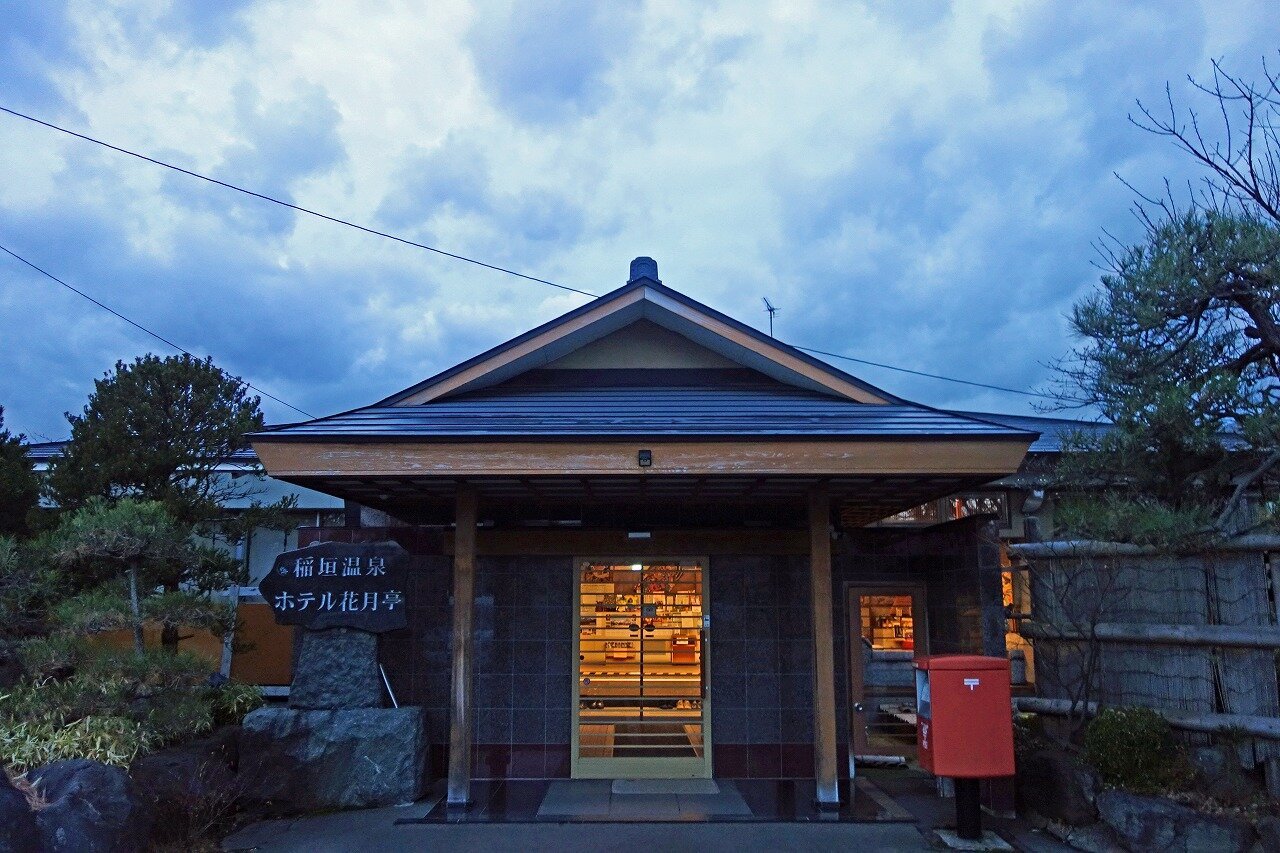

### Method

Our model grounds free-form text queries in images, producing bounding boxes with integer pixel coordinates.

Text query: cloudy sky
[0,1,1272,439]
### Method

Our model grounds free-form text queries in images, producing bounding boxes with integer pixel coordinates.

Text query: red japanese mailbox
[914,655,1015,841]
[914,654,1014,777]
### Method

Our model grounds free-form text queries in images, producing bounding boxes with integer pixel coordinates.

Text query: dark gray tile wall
[473,556,574,777]
[709,555,813,777]
[377,553,574,779]
[377,554,452,776]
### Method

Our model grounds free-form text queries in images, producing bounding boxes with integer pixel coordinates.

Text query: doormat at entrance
[535,779,752,820]
[611,779,720,795]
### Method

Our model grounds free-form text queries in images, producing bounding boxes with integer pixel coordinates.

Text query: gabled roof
[255,272,1042,449]
[378,276,905,405]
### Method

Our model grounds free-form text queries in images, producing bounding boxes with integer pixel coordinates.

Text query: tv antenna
[762,297,779,337]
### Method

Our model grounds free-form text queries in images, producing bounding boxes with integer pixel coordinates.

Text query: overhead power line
[0,105,596,299]
[790,344,1080,403]
[0,242,317,419]
[1,104,1071,405]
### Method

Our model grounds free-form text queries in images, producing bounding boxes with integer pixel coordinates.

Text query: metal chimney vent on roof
[628,256,659,284]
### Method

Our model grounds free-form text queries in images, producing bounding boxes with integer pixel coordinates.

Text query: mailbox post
[914,655,1014,842]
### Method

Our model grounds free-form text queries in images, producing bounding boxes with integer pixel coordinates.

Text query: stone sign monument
[239,540,426,812]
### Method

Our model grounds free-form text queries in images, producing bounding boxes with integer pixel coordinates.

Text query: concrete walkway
[221,803,935,852]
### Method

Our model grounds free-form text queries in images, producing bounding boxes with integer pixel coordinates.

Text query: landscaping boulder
[0,772,42,853]
[288,628,382,710]
[238,705,425,814]
[1097,789,1255,853]
[1256,816,1280,853]
[129,725,240,835]
[1045,820,1126,853]
[1018,747,1100,825]
[27,759,152,853]
[1190,745,1263,807]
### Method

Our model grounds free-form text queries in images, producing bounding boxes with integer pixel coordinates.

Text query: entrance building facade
[252,258,1036,806]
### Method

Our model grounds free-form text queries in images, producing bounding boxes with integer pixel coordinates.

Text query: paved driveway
[222,804,935,852]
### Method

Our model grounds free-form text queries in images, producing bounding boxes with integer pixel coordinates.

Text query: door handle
[699,629,707,699]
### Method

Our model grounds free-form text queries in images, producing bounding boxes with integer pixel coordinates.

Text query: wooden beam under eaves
[253,438,1033,479]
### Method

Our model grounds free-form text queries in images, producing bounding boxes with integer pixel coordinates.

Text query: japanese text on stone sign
[272,555,400,613]
[285,556,387,578]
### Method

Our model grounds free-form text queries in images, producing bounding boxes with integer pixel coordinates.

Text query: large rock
[129,726,239,842]
[1045,820,1126,853]
[1190,745,1263,807]
[238,706,425,813]
[1256,816,1280,853]
[288,628,382,710]
[27,760,152,853]
[1097,790,1255,853]
[1018,748,1100,825]
[0,772,42,853]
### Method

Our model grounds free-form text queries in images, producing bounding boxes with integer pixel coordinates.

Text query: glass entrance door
[573,559,709,778]
[847,586,927,760]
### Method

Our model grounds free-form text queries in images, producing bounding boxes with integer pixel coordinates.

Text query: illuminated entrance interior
[574,560,709,778]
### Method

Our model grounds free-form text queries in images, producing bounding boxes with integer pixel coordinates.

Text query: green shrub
[0,535,69,635]
[0,714,153,773]
[18,633,91,678]
[1084,706,1191,793]
[49,585,134,635]
[79,645,209,689]
[1,641,263,774]
[212,680,264,726]
[145,692,216,742]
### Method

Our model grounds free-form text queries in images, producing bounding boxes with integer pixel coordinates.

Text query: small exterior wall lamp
[637,449,652,468]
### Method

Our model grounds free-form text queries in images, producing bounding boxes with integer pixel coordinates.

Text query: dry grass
[5,768,47,810]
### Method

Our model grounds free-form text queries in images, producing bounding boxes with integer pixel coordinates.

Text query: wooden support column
[809,486,840,806]
[447,486,478,806]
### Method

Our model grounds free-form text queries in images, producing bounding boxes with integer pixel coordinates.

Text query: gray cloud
[0,0,1274,441]
[467,0,640,124]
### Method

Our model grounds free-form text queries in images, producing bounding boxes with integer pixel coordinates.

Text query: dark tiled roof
[944,410,1112,453]
[24,441,68,461]
[257,371,1037,442]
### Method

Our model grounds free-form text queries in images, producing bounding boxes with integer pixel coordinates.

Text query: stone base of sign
[288,627,382,710]
[239,706,426,813]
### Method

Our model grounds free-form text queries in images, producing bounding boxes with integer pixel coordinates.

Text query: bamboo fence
[1009,538,1280,778]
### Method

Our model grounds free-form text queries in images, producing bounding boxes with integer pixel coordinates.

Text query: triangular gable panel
[381,280,900,405]
[544,320,741,370]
